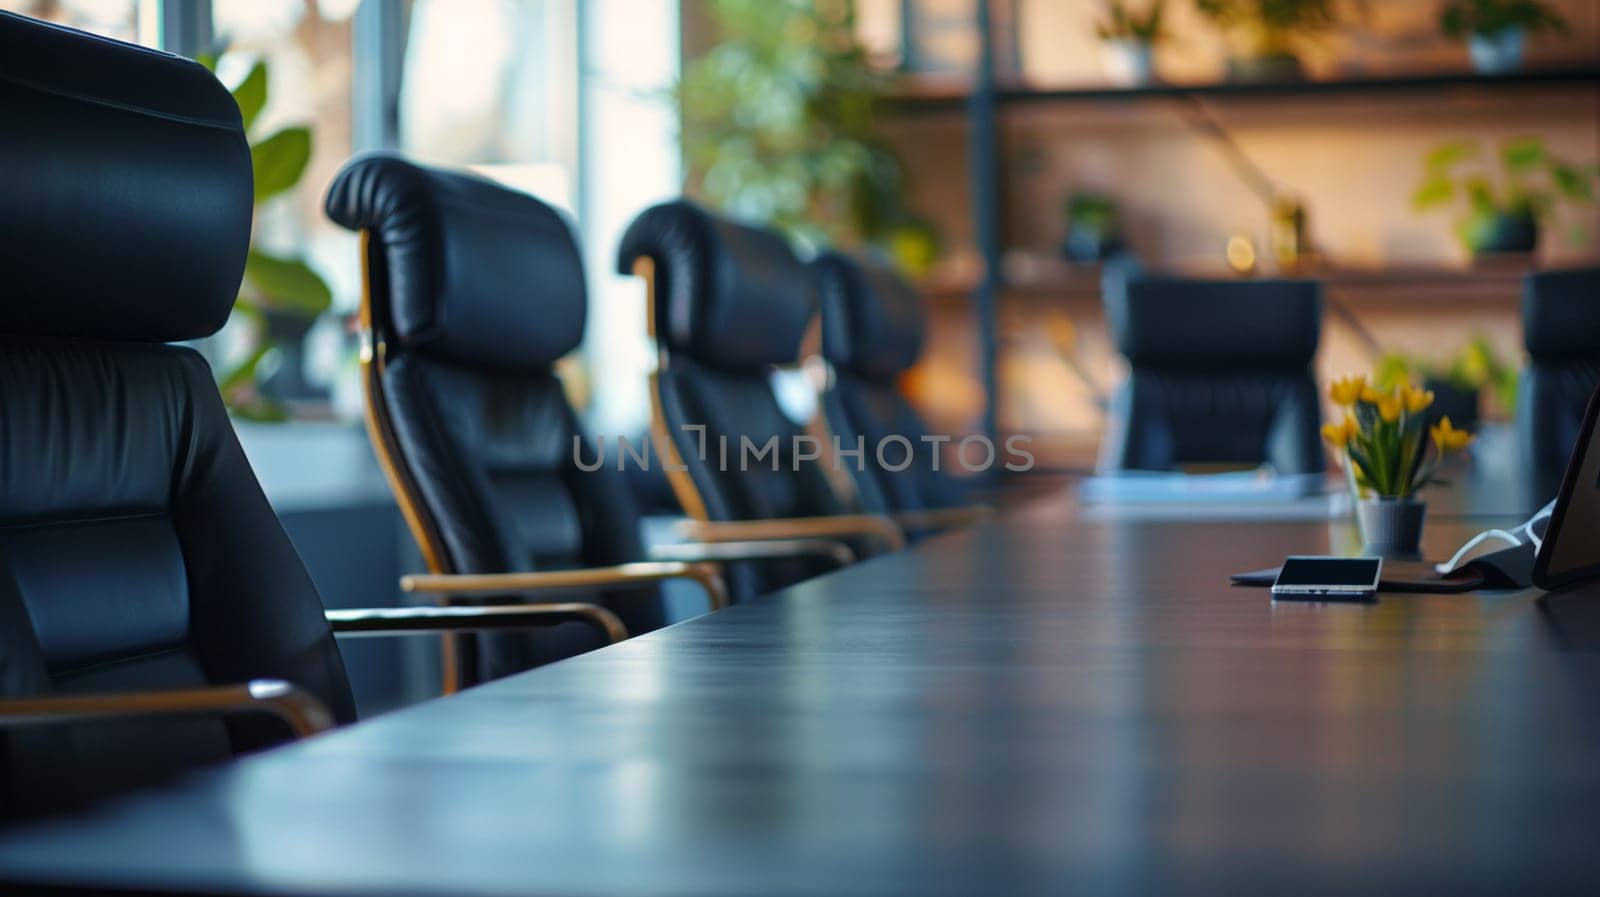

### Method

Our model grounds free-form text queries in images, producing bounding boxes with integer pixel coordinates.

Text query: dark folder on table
[1232,544,1536,594]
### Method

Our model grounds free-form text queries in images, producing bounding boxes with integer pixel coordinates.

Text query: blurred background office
[7,0,1595,699]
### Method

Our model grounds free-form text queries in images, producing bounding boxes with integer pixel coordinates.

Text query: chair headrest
[325,154,585,372]
[1105,274,1321,368]
[616,201,815,371]
[814,252,925,380]
[0,12,252,343]
[1524,267,1600,359]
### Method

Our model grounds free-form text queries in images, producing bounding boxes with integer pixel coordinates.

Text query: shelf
[915,256,1555,310]
[882,67,1600,114]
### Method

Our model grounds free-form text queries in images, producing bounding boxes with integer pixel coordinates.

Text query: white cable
[1433,499,1558,575]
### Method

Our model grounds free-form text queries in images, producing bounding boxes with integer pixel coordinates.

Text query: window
[0,0,150,44]
[210,0,360,413]
[399,0,579,212]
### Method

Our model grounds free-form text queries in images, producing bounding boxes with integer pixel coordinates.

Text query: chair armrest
[891,505,992,533]
[396,561,727,613]
[677,515,906,553]
[0,680,334,739]
[649,538,857,569]
[327,604,631,645]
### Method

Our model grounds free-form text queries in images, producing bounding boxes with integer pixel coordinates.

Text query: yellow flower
[1321,415,1358,449]
[1329,375,1366,406]
[1376,392,1402,423]
[1401,385,1435,414]
[1430,416,1474,454]
[1360,385,1387,404]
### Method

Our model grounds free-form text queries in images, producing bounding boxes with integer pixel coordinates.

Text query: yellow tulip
[1360,385,1387,405]
[1329,375,1366,406]
[1430,416,1474,454]
[1376,393,1402,423]
[1321,415,1359,449]
[1401,385,1435,414]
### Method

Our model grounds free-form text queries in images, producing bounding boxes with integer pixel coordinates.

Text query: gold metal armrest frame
[649,538,857,569]
[327,604,631,645]
[676,515,906,554]
[399,561,727,615]
[0,680,334,739]
[891,505,992,534]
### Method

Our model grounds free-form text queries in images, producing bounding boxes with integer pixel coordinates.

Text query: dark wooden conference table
[3,483,1600,896]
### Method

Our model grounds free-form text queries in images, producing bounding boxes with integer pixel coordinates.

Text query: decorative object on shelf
[1412,136,1598,257]
[1195,0,1347,82]
[1324,375,1475,558]
[1375,334,1520,428]
[679,0,927,264]
[1095,0,1166,86]
[199,54,333,421]
[1440,0,1569,75]
[1269,196,1311,271]
[1224,233,1258,274]
[1061,191,1126,263]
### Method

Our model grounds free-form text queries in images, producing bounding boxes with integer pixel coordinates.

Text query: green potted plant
[1375,335,1520,431]
[1061,192,1126,262]
[201,54,333,420]
[1412,136,1598,257]
[1096,1,1166,86]
[1324,376,1474,558]
[1440,0,1568,75]
[678,0,927,263]
[1195,0,1345,82]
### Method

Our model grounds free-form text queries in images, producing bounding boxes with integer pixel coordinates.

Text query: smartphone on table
[1271,556,1382,602]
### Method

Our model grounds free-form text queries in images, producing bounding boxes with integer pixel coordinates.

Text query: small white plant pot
[1469,28,1525,75]
[1102,40,1155,87]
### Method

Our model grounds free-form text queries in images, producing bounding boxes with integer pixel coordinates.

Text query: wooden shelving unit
[883,67,1600,113]
[887,55,1600,445]
[916,256,1546,308]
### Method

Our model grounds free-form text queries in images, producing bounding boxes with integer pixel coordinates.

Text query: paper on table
[1078,471,1327,505]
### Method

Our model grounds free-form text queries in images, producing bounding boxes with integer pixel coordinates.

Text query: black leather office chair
[324,156,736,686]
[1099,273,1325,474]
[1519,267,1600,502]
[0,11,624,819]
[617,202,903,602]
[811,251,984,533]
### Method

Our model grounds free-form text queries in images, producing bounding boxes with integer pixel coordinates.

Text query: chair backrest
[617,201,845,522]
[0,11,355,813]
[617,202,846,599]
[813,251,968,513]
[325,156,665,684]
[1519,266,1600,500]
[1099,273,1325,474]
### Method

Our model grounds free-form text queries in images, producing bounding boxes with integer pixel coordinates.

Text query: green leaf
[1464,177,1498,215]
[231,61,269,133]
[242,249,332,316]
[1552,163,1594,203]
[1501,136,1546,172]
[218,342,274,392]
[1424,139,1478,172]
[250,126,311,203]
[1456,214,1491,253]
[1348,445,1383,496]
[1411,176,1455,211]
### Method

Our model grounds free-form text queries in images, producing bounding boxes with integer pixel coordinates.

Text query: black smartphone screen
[1275,557,1381,589]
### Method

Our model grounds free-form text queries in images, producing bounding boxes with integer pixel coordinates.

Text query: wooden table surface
[3,490,1599,896]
